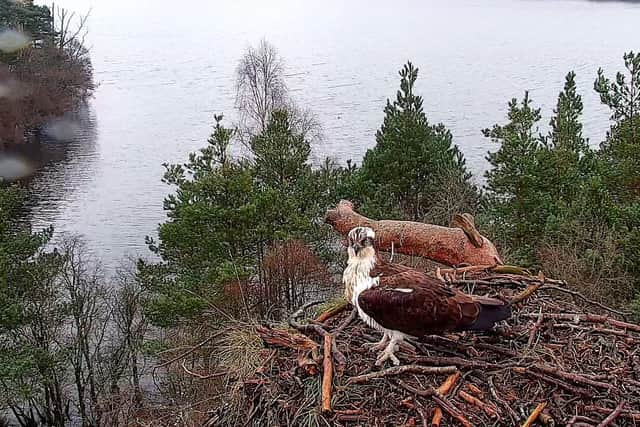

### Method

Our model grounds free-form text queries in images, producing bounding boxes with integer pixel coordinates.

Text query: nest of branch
[206,267,640,427]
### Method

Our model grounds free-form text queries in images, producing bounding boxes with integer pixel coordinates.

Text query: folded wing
[359,265,510,337]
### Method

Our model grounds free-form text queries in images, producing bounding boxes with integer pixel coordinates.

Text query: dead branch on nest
[541,285,632,318]
[324,200,502,266]
[582,405,640,422]
[347,365,458,385]
[213,266,640,427]
[596,401,625,427]
[458,390,498,419]
[431,373,460,427]
[322,335,333,413]
[315,300,349,323]
[522,402,547,427]
[522,312,640,333]
[509,283,543,305]
[395,379,472,427]
[255,325,319,352]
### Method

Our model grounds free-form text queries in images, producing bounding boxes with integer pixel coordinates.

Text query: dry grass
[537,223,635,308]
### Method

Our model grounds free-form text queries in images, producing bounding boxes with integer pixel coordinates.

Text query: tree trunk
[324,200,503,267]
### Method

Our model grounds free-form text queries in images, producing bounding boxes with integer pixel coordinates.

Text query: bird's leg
[363,331,389,352]
[375,332,403,366]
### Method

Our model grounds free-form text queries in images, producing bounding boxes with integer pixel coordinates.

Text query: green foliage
[593,53,640,303]
[594,51,640,203]
[143,112,348,325]
[353,62,478,224]
[0,0,53,60]
[0,185,53,331]
[0,184,66,419]
[482,73,603,261]
[483,54,640,310]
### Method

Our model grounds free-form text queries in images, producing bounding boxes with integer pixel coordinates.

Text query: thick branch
[321,335,333,413]
[522,403,547,427]
[347,365,457,384]
[324,200,503,266]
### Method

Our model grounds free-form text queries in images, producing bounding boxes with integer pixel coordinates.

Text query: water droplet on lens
[0,83,11,98]
[0,29,31,53]
[0,153,34,182]
[42,118,82,141]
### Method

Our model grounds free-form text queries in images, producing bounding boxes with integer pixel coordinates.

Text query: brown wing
[370,256,416,278]
[358,281,480,337]
[359,262,510,336]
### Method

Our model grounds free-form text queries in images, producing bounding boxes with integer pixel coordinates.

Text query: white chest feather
[342,256,384,332]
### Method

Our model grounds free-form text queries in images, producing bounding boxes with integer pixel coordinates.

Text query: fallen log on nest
[324,200,503,266]
[213,269,640,426]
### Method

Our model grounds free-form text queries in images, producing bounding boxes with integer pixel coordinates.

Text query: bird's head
[347,226,376,260]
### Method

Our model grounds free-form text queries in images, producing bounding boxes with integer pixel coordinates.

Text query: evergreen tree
[355,62,478,224]
[251,110,312,189]
[594,52,640,302]
[483,91,544,255]
[594,51,640,203]
[143,112,344,325]
[541,72,597,215]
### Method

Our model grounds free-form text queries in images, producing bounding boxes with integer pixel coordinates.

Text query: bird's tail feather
[463,299,511,331]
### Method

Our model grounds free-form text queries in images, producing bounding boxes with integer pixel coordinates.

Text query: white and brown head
[347,226,376,260]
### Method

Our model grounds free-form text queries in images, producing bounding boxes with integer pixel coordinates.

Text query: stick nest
[206,268,640,427]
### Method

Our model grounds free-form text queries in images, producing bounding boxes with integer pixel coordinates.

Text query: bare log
[256,325,318,352]
[522,403,547,427]
[347,365,457,385]
[432,373,461,426]
[324,200,503,266]
[596,401,625,427]
[315,300,349,323]
[322,335,333,413]
[450,213,484,248]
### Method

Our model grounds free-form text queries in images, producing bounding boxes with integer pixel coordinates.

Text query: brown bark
[256,325,318,352]
[523,403,547,427]
[322,335,333,413]
[324,200,502,267]
[431,373,460,426]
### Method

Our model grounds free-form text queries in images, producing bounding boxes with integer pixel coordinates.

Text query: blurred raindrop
[42,118,82,141]
[0,77,26,99]
[0,83,11,98]
[0,29,31,53]
[0,153,35,182]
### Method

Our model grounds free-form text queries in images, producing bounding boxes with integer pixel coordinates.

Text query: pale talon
[363,333,390,352]
[363,341,388,352]
[375,342,400,366]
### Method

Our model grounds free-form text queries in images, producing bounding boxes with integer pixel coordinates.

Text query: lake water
[23,0,640,269]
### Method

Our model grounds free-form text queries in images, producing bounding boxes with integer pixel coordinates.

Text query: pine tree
[594,51,640,203]
[355,62,478,224]
[542,72,595,209]
[483,92,544,256]
[251,109,311,189]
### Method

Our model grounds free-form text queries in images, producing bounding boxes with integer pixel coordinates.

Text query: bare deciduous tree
[235,39,321,144]
[51,4,91,61]
[235,39,287,136]
[111,262,147,406]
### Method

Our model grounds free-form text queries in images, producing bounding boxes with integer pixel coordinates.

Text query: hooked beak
[352,242,363,254]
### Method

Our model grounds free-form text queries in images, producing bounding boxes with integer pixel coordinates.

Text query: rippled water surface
[24,0,640,269]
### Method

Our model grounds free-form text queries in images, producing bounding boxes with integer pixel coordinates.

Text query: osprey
[343,226,511,366]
